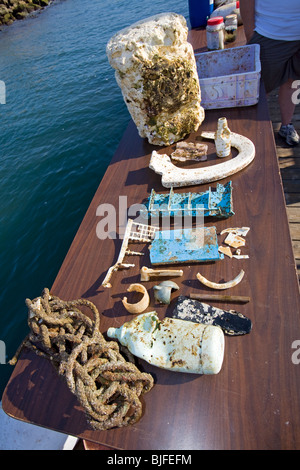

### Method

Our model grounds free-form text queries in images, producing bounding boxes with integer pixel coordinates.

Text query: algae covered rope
[10,288,154,431]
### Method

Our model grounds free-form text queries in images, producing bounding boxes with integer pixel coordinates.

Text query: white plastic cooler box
[195,44,261,109]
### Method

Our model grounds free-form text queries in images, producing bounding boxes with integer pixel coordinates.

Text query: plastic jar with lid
[224,13,238,43]
[206,17,224,51]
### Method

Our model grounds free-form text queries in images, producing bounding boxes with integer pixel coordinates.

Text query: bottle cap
[236,0,240,7]
[207,16,224,26]
[225,14,237,20]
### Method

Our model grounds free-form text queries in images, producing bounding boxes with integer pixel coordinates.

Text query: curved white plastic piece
[122,283,150,314]
[196,269,245,290]
[149,131,255,187]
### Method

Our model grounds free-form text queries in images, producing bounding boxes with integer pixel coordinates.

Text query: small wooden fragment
[190,293,250,303]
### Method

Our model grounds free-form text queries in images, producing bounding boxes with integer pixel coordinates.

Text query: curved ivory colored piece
[196,269,245,290]
[122,283,150,314]
[149,131,255,187]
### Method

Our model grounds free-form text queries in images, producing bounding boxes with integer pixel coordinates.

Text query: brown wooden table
[2,27,300,450]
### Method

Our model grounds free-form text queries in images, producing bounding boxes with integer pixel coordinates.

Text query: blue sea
[0,0,190,395]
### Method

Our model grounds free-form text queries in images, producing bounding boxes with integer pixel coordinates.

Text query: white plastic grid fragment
[129,221,158,243]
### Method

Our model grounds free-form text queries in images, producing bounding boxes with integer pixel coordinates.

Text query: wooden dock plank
[268,88,300,280]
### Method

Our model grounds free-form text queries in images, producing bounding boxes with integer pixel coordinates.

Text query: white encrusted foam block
[106,12,205,146]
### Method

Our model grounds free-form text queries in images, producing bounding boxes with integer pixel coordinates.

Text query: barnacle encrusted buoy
[10,288,154,431]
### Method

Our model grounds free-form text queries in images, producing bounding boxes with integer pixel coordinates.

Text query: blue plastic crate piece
[141,181,234,219]
[149,226,223,265]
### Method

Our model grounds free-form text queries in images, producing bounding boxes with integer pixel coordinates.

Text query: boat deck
[268,89,300,281]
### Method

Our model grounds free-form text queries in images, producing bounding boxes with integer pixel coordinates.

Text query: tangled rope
[10,288,154,431]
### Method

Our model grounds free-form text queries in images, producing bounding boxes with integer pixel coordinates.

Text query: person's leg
[278,78,296,126]
[248,33,300,145]
[278,78,299,145]
[278,46,300,145]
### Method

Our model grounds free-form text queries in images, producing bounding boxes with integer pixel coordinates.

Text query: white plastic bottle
[224,13,238,43]
[206,17,225,50]
[215,117,231,157]
[107,311,225,375]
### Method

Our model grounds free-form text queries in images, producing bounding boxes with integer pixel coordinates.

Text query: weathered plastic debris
[122,283,150,314]
[220,227,250,237]
[149,226,223,265]
[224,231,246,248]
[102,219,158,288]
[153,280,179,304]
[219,226,250,258]
[196,269,245,290]
[215,117,231,158]
[170,296,252,336]
[140,266,183,281]
[219,245,249,259]
[140,181,234,219]
[170,141,208,162]
[107,311,225,374]
[232,248,249,259]
[149,130,255,187]
[218,245,233,258]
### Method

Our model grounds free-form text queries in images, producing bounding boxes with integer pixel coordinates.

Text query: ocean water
[0,0,190,395]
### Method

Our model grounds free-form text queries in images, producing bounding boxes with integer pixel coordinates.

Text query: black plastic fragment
[170,296,252,336]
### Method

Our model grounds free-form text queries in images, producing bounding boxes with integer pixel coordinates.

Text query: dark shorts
[249,31,300,93]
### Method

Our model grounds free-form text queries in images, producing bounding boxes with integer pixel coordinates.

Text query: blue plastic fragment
[141,181,234,219]
[149,226,223,265]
